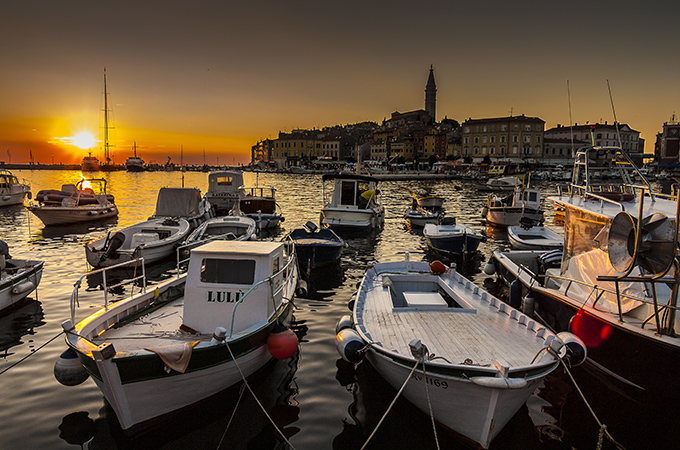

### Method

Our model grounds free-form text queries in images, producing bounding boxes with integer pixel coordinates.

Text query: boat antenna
[181,145,185,187]
[607,79,623,148]
[567,80,574,156]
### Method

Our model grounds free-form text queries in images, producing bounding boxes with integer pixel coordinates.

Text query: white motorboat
[184,215,257,248]
[85,217,191,268]
[0,240,43,312]
[56,240,300,432]
[507,225,564,250]
[230,185,284,230]
[482,184,543,227]
[423,219,486,256]
[489,145,680,401]
[149,187,213,229]
[125,142,145,172]
[28,178,118,226]
[320,173,384,232]
[0,170,31,207]
[204,171,244,216]
[336,256,581,449]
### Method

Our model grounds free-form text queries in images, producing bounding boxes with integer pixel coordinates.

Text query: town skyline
[2,1,678,166]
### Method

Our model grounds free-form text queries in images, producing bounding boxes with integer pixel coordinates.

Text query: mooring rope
[549,348,627,450]
[421,361,441,450]
[0,331,63,376]
[360,356,423,450]
[216,383,247,449]
[224,342,297,449]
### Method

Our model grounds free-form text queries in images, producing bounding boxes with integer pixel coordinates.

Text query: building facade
[654,114,680,165]
[461,115,545,164]
[544,122,644,164]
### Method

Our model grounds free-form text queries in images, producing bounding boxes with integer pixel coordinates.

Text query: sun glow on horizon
[51,132,97,150]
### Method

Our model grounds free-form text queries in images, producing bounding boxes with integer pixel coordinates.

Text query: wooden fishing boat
[336,257,582,449]
[56,240,300,432]
[85,217,191,268]
[507,225,563,250]
[28,178,118,226]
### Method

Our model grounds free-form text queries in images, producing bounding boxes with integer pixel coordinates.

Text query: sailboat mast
[104,68,109,164]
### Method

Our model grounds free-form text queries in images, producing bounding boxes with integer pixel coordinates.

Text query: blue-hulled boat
[284,221,345,267]
[423,218,486,256]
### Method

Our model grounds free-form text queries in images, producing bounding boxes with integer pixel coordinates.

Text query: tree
[441,117,460,128]
[482,155,492,165]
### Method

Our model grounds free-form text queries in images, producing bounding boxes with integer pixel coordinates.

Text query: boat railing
[69,258,147,326]
[228,243,297,338]
[543,271,680,328]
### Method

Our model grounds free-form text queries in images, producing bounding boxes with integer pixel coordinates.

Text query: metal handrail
[228,243,297,338]
[69,258,147,326]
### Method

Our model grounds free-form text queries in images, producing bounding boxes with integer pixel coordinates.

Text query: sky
[1,1,678,166]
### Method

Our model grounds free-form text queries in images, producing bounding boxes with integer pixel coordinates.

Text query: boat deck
[90,298,204,354]
[357,266,553,368]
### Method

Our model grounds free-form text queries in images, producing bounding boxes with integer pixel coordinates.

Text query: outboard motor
[103,232,126,259]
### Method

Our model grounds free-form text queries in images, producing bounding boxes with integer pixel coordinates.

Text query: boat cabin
[236,186,277,214]
[208,171,243,195]
[182,241,287,335]
[322,173,379,209]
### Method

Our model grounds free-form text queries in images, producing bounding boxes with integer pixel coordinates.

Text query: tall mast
[104,68,109,164]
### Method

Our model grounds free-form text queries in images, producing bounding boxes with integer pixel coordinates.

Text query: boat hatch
[382,274,475,312]
[182,240,285,334]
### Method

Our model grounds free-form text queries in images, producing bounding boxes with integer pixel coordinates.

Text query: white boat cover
[154,188,202,217]
[561,249,646,313]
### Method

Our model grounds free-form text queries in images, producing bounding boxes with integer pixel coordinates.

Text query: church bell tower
[425,65,437,123]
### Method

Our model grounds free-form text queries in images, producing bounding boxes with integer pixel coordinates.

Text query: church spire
[425,65,437,123]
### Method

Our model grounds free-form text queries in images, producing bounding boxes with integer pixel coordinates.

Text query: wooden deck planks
[362,280,548,367]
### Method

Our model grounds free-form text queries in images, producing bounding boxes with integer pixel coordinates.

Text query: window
[490,146,495,155]
[491,125,496,132]
[464,127,470,133]
[490,136,495,143]
[482,136,487,143]
[512,135,519,143]
[474,137,479,144]
[513,124,519,131]
[463,137,469,144]
[500,135,507,143]
[483,126,487,132]
[501,124,507,131]
[524,135,531,143]
[474,147,479,155]
[201,259,256,284]
[524,125,531,131]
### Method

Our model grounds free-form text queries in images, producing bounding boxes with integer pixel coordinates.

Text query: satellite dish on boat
[607,211,676,274]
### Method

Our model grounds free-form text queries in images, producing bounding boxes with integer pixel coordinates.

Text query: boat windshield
[562,208,609,274]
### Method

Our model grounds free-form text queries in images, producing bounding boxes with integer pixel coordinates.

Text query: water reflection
[0,299,44,356]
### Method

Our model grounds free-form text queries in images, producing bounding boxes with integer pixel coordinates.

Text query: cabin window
[217,176,233,186]
[273,257,280,275]
[200,259,256,284]
[340,181,356,205]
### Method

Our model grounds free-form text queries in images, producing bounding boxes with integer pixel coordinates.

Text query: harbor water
[0,169,672,450]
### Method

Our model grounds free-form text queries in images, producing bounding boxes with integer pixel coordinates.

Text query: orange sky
[1,2,678,166]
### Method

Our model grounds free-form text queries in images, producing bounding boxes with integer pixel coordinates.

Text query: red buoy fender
[430,260,447,274]
[267,322,298,359]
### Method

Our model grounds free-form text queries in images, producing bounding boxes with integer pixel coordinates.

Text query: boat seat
[131,232,160,247]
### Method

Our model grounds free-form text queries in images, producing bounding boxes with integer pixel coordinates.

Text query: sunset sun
[72,132,96,149]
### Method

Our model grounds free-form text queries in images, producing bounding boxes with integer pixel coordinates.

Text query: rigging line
[607,80,623,148]
[360,356,423,450]
[224,342,297,449]
[0,331,63,376]
[567,80,575,162]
